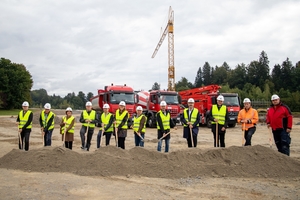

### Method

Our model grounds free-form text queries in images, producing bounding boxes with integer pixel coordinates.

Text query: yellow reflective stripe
[18,110,32,129]
[115,110,128,129]
[41,111,55,129]
[157,111,170,130]
[61,116,75,134]
[183,108,199,127]
[133,115,146,132]
[100,113,113,132]
[82,110,96,128]
[211,105,226,125]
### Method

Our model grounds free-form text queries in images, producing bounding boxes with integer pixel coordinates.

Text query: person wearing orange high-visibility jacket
[16,101,33,151]
[60,107,75,150]
[267,94,293,156]
[237,98,258,146]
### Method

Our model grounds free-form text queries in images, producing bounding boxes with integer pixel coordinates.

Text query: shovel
[215,122,218,147]
[63,123,67,147]
[115,126,118,147]
[268,127,273,148]
[17,126,22,150]
[189,127,194,147]
[242,122,246,146]
[85,122,90,149]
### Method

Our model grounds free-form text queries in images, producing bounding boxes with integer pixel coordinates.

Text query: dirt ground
[0,110,300,200]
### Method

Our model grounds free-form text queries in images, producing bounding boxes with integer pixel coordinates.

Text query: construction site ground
[0,110,300,200]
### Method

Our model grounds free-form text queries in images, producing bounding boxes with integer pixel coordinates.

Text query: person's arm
[137,116,146,133]
[16,114,20,123]
[208,106,214,121]
[39,113,43,127]
[156,112,164,131]
[66,118,75,132]
[104,115,114,132]
[284,105,293,130]
[237,110,243,123]
[170,115,176,128]
[251,109,259,125]
[192,111,201,127]
[180,109,188,125]
[22,112,33,130]
[118,112,129,129]
[79,112,85,123]
[223,107,229,128]
[60,117,65,127]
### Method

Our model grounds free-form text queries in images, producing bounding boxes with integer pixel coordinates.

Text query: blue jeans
[44,129,53,146]
[134,133,144,147]
[157,139,170,152]
[244,127,256,146]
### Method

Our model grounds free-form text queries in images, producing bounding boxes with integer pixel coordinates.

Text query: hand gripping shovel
[17,126,22,150]
[215,122,219,147]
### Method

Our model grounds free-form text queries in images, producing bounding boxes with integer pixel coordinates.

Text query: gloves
[247,120,252,124]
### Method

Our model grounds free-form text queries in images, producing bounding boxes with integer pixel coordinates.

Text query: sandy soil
[0,111,300,200]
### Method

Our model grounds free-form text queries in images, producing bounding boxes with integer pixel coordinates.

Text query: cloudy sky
[1,0,299,96]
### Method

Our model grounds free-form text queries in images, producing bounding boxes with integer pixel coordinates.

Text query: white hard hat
[188,98,195,103]
[103,104,110,109]
[160,101,167,106]
[66,107,73,112]
[217,95,224,101]
[243,98,251,103]
[22,101,29,107]
[119,101,126,106]
[86,101,92,106]
[44,103,51,109]
[136,106,143,111]
[271,94,280,100]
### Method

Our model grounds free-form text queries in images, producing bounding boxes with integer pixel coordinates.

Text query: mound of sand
[0,145,299,179]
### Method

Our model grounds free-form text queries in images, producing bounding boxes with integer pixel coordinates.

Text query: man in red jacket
[266,94,293,156]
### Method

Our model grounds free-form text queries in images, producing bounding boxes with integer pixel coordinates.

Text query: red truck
[90,84,136,127]
[136,90,181,128]
[179,85,240,128]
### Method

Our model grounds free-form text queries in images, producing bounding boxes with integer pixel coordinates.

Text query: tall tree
[175,77,193,91]
[281,57,293,91]
[202,62,211,85]
[227,63,247,89]
[151,82,160,90]
[0,58,33,109]
[194,67,203,88]
[211,65,228,85]
[271,64,282,91]
[86,92,94,102]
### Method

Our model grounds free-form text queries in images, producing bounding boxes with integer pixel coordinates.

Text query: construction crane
[151,6,175,91]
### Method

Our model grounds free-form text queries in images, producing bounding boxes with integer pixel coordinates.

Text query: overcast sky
[1,0,299,96]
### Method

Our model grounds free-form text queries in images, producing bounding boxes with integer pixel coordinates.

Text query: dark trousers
[244,127,256,146]
[187,135,197,147]
[97,131,112,148]
[64,141,73,150]
[19,129,31,151]
[273,129,291,156]
[118,137,126,149]
[80,126,94,151]
[211,124,226,147]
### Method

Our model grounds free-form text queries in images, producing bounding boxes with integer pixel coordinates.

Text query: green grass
[0,109,20,116]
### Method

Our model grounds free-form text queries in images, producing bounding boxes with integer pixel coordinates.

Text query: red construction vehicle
[90,84,136,127]
[136,90,180,128]
[179,85,240,128]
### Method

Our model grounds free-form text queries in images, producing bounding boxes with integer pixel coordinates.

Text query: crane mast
[151,6,175,91]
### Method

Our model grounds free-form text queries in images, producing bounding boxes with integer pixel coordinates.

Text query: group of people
[16,93,293,156]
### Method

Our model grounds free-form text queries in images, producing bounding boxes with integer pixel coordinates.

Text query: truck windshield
[223,96,239,106]
[159,94,179,105]
[110,93,135,104]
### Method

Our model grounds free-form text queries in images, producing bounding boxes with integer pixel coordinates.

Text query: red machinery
[90,84,136,126]
[136,90,180,127]
[179,85,240,127]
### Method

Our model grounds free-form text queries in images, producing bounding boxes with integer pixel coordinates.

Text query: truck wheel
[206,117,212,128]
[148,116,156,128]
[228,123,236,128]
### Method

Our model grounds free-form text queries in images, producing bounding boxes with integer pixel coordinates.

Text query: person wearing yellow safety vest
[16,101,33,151]
[208,95,229,147]
[238,98,258,146]
[39,103,55,146]
[79,101,98,151]
[97,103,114,148]
[156,101,177,152]
[60,107,75,150]
[180,98,201,148]
[114,101,129,149]
[133,106,146,147]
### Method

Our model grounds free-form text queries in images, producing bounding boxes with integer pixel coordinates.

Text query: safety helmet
[85,101,92,106]
[136,106,143,111]
[22,101,29,107]
[160,101,167,106]
[119,101,126,106]
[217,95,224,101]
[44,103,51,109]
[271,94,280,100]
[243,98,251,103]
[188,98,195,103]
[103,104,110,109]
[66,107,73,112]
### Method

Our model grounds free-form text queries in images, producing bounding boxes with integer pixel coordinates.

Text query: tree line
[1,51,300,111]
